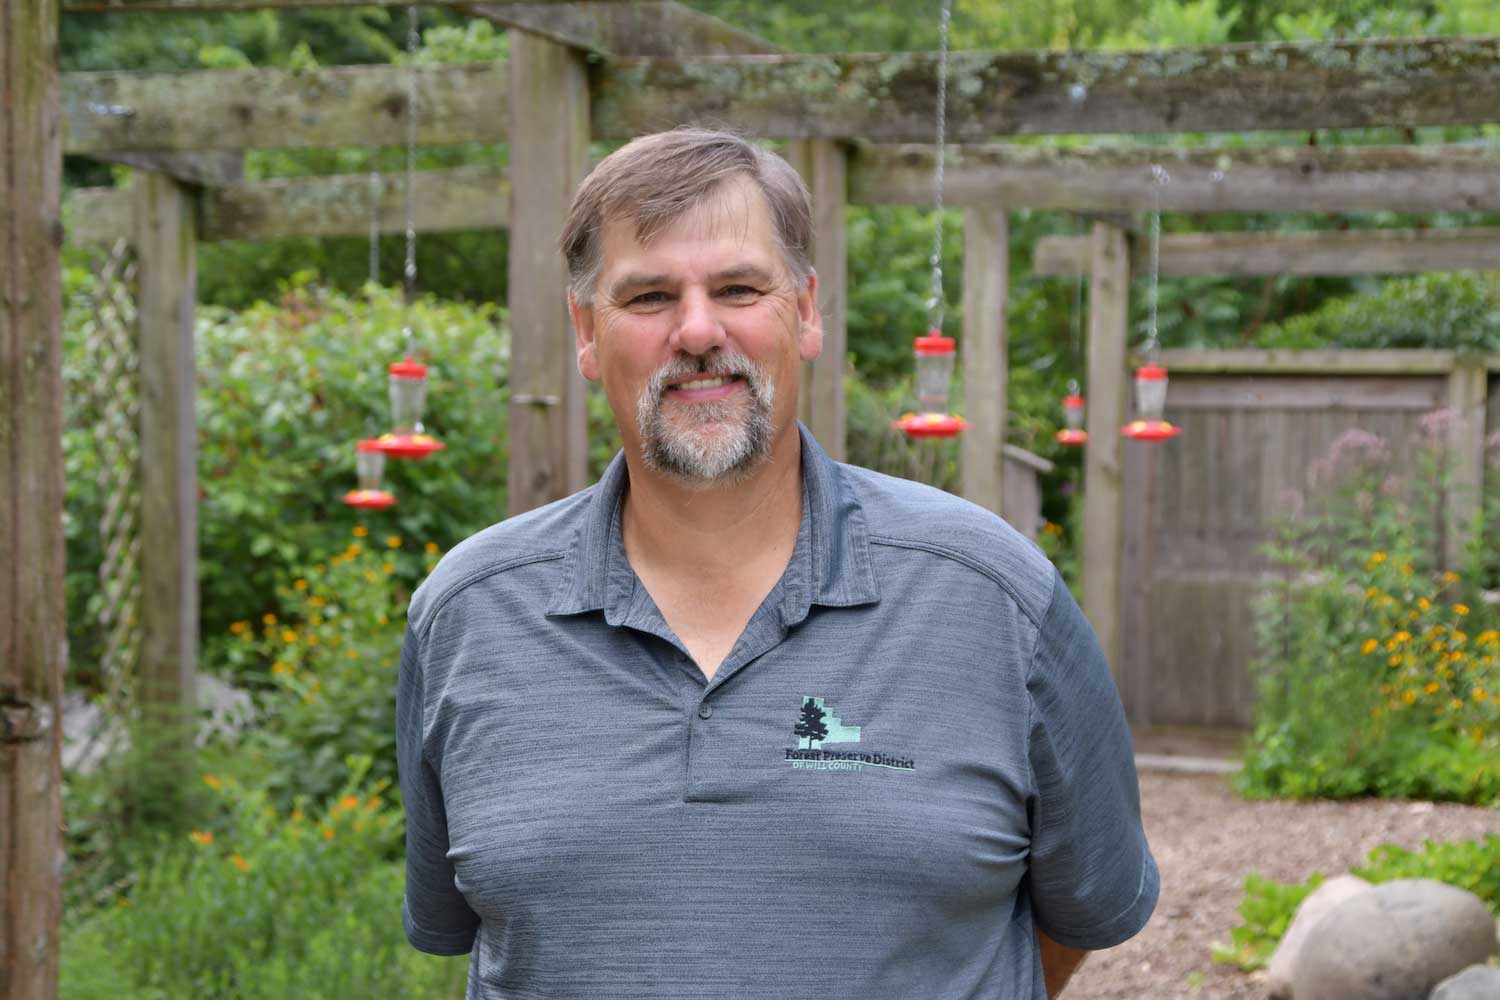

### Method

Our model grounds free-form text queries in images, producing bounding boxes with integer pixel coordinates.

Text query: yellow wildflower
[271,661,292,675]
[425,542,440,554]
[1394,630,1411,644]
[1417,598,1431,611]
[294,579,308,591]
[306,634,320,646]
[202,774,222,790]
[189,830,213,845]
[377,614,389,625]
[262,613,277,625]
[1454,603,1470,616]
[291,808,304,823]
[1369,551,1387,565]
[382,562,396,574]
[1424,682,1440,695]
[1389,654,1404,668]
[1361,639,1380,655]
[1399,564,1414,576]
[366,796,383,811]
[1402,689,1418,704]
[386,535,402,548]
[1365,587,1381,600]
[353,525,368,538]
[346,649,360,659]
[309,597,326,608]
[1443,571,1460,584]
[1474,688,1489,702]
[229,854,250,873]
[229,621,248,635]
[364,570,379,583]
[322,826,336,840]
[1452,631,1467,646]
[1450,699,1466,712]
[281,630,298,643]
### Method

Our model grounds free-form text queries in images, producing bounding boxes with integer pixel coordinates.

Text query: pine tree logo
[793,696,861,749]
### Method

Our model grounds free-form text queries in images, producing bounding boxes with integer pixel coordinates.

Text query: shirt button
[697,703,713,719]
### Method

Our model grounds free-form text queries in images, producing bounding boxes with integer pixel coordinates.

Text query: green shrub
[61,757,468,1000]
[1213,835,1500,972]
[1237,426,1500,805]
[1254,272,1500,353]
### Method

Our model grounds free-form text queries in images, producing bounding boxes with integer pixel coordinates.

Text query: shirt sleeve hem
[403,903,478,956]
[1037,846,1160,952]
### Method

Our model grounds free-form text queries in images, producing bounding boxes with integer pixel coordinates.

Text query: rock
[1267,875,1374,999]
[62,675,256,775]
[1293,879,1499,1000]
[1430,964,1500,1000]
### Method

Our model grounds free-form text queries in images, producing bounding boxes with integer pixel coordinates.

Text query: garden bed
[1065,769,1499,1000]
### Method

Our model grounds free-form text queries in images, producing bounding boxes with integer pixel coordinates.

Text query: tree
[795,697,830,749]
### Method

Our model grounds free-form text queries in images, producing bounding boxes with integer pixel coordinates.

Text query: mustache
[643,351,766,401]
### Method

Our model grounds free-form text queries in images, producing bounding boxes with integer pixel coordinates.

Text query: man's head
[561,128,814,307]
[563,129,822,487]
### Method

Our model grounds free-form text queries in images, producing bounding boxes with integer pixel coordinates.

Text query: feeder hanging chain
[926,0,954,335]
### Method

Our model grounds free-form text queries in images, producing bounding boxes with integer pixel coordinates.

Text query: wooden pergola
[6,0,1500,990]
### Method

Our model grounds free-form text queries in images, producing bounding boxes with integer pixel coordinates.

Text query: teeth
[675,377,732,390]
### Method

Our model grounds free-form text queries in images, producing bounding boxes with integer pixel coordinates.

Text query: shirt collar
[546,422,880,620]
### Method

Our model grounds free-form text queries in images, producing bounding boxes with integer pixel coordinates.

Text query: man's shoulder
[407,486,596,637]
[835,460,1057,624]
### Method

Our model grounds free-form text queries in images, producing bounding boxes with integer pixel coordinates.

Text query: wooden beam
[465,1,779,56]
[62,63,506,153]
[1082,223,1129,681]
[1035,228,1500,278]
[789,140,848,461]
[69,166,510,245]
[1444,358,1488,572]
[86,150,242,187]
[1155,348,1469,376]
[851,143,1500,214]
[132,171,199,801]
[2,0,66,993]
[64,0,624,12]
[960,205,1008,518]
[592,37,1500,140]
[507,30,589,516]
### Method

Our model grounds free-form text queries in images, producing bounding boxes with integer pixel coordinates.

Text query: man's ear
[569,291,600,382]
[797,270,824,363]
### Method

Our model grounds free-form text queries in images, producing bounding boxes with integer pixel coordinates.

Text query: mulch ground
[1064,768,1499,1000]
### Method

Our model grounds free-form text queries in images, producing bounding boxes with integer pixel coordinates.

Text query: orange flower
[352,525,368,538]
[229,854,250,873]
[202,773,223,790]
[1453,603,1470,616]
[321,826,336,840]
[340,795,361,811]
[424,542,440,554]
[386,535,402,548]
[262,613,278,626]
[189,830,213,845]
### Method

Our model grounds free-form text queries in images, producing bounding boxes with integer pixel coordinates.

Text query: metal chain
[403,5,420,355]
[368,171,382,285]
[926,0,954,335]
[1145,163,1169,358]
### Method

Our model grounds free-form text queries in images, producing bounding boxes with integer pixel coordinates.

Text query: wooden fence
[1117,350,1500,730]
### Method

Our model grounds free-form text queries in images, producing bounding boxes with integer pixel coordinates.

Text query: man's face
[569,176,822,485]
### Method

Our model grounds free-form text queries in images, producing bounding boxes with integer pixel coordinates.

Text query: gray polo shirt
[397,423,1158,999]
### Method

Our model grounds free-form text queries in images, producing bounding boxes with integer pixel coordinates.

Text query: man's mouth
[665,375,745,401]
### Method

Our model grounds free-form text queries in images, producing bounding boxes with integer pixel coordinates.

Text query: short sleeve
[396,625,481,955]
[1024,570,1159,950]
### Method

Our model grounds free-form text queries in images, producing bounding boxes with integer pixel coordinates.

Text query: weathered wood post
[507,29,590,515]
[788,140,848,460]
[132,170,199,809]
[2,0,65,994]
[1082,223,1130,680]
[1445,356,1489,571]
[960,205,1008,516]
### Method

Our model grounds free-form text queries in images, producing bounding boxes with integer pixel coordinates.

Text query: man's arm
[1037,926,1090,998]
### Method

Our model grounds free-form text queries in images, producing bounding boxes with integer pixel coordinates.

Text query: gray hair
[560,127,813,305]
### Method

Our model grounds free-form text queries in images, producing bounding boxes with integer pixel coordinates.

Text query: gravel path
[1064,769,1500,1000]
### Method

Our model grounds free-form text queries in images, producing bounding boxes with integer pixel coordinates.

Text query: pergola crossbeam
[465,1,778,55]
[851,143,1500,213]
[1035,228,1500,277]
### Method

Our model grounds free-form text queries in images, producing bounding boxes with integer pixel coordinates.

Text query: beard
[635,349,777,485]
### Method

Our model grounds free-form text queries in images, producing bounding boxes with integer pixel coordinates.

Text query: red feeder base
[374,432,446,459]
[1054,429,1089,446]
[1121,419,1182,441]
[893,413,970,439]
[342,489,397,509]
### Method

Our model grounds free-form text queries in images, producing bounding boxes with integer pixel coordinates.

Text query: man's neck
[619,431,804,584]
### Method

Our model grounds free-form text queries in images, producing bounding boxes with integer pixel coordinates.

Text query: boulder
[1293,879,1498,1000]
[1267,875,1374,999]
[1430,964,1500,1000]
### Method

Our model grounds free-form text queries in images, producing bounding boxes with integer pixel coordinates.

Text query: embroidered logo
[785,696,916,773]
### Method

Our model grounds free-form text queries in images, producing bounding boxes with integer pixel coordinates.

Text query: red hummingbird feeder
[893,332,969,439]
[1121,364,1181,441]
[342,438,397,509]
[375,356,446,459]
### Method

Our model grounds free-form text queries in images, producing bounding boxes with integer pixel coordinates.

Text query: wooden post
[1082,223,1130,680]
[1,0,65,993]
[508,29,589,514]
[132,171,199,799]
[788,140,847,460]
[960,206,1008,516]
[1445,357,1489,571]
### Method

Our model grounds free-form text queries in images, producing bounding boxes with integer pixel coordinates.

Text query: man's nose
[669,288,727,356]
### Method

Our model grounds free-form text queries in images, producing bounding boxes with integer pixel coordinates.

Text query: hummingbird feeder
[1055,388,1088,446]
[893,333,969,439]
[375,356,446,459]
[342,438,397,509]
[1121,364,1181,441]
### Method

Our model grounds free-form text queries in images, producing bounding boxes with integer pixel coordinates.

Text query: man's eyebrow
[708,265,775,285]
[605,265,776,301]
[605,273,671,300]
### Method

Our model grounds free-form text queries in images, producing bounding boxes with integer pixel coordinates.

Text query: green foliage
[1254,273,1500,353]
[1213,835,1500,971]
[1236,427,1500,805]
[1210,872,1323,970]
[61,758,467,1000]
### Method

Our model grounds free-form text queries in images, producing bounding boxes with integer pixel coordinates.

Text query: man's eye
[628,291,669,306]
[719,285,759,298]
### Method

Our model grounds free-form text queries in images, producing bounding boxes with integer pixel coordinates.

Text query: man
[397,127,1158,999]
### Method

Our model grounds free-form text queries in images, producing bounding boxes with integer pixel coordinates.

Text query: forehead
[595,176,782,279]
